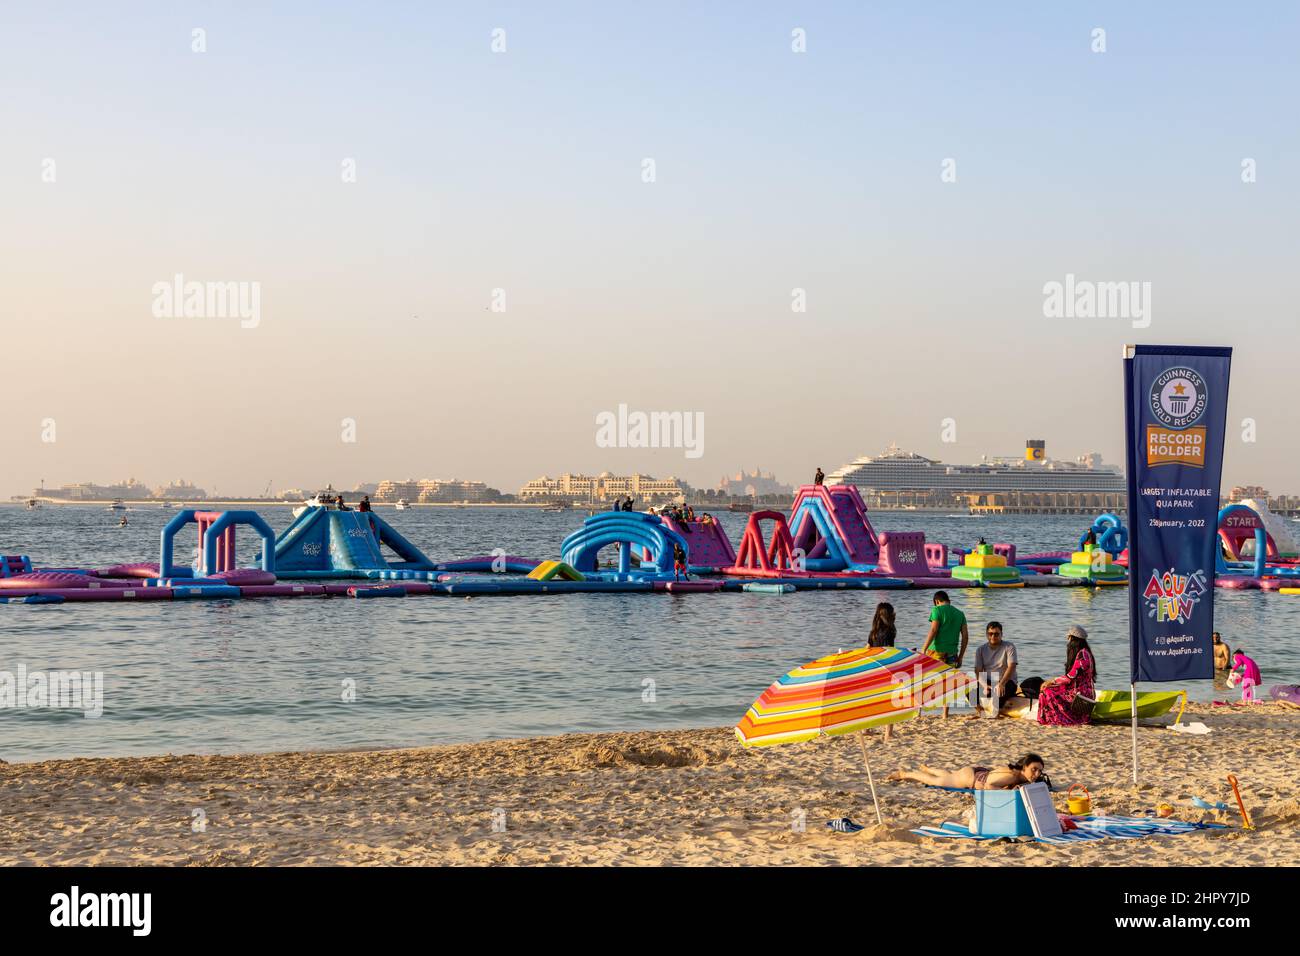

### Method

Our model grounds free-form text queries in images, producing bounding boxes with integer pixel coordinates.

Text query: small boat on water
[107,499,127,512]
[727,501,754,513]
[395,499,410,511]
[25,498,40,510]
[293,487,340,518]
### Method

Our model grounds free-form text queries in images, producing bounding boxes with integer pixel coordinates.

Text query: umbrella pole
[856,731,883,825]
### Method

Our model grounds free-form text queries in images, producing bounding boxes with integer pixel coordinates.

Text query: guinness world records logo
[1150,367,1208,429]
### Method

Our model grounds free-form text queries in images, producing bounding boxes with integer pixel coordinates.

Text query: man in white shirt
[973,621,1018,714]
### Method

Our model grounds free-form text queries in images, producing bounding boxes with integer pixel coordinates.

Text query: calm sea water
[1,504,1295,761]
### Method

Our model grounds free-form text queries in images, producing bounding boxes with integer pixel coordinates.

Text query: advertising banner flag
[1125,345,1232,683]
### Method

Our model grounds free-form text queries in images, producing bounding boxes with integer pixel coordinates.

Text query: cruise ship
[826,441,1126,513]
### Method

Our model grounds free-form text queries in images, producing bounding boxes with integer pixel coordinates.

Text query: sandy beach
[1,703,1295,866]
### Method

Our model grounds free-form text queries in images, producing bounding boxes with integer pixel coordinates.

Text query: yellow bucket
[1066,784,1092,815]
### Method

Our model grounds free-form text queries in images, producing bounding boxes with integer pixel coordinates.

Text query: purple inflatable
[0,572,93,590]
[94,563,161,579]
[212,569,277,586]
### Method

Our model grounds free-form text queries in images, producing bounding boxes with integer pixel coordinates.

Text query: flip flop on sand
[826,817,865,833]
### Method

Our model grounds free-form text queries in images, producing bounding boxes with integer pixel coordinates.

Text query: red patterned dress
[1037,649,1095,726]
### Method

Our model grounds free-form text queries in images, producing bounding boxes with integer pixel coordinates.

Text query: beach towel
[912,815,1227,845]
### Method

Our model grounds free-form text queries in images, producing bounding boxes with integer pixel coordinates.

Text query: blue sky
[1,2,1296,494]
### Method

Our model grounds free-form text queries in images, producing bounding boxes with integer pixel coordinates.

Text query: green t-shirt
[928,604,966,655]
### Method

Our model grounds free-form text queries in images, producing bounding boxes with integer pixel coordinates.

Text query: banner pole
[1130,681,1139,785]
[1122,344,1139,787]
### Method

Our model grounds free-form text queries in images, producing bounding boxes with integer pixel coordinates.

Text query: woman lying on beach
[887,753,1047,790]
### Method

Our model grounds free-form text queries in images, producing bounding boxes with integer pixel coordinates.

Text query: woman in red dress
[1037,625,1097,726]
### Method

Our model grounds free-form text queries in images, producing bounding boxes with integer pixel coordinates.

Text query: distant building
[151,479,208,500]
[1229,485,1270,503]
[40,478,156,501]
[518,472,687,504]
[373,478,503,503]
[717,469,792,498]
[1228,486,1300,517]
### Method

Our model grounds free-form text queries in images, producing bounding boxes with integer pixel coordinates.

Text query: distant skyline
[3,3,1297,498]
[18,434,1291,500]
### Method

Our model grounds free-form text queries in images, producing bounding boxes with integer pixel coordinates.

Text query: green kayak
[1091,690,1185,722]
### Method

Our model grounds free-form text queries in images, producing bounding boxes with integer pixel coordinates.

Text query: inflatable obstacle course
[4,500,1197,608]
[1057,544,1128,585]
[1080,513,1128,557]
[788,484,880,572]
[656,516,736,572]
[268,507,435,578]
[561,511,688,579]
[951,544,1023,587]
[1,555,33,577]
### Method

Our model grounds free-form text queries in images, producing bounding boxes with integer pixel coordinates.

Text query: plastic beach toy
[1228,775,1254,830]
[1066,784,1092,815]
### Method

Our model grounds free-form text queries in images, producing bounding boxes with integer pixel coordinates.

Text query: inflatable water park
[4,488,1300,605]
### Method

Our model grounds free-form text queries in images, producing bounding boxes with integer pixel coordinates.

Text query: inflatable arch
[161,510,277,577]
[1217,504,1273,577]
[561,512,688,576]
[731,511,799,574]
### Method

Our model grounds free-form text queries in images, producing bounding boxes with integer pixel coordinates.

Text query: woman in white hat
[1036,624,1097,726]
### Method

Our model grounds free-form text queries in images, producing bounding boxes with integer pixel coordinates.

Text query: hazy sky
[2,2,1297,497]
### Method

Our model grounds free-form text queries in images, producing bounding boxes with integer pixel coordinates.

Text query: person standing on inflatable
[673,542,688,582]
[814,467,825,486]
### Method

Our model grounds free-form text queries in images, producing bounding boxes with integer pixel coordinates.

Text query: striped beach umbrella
[736,646,974,823]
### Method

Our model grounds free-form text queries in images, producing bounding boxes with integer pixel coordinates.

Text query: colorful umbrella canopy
[735,645,975,748]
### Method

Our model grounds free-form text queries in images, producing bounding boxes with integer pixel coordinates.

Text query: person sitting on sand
[974,620,1018,714]
[1036,625,1096,726]
[1213,631,1232,671]
[888,753,1047,791]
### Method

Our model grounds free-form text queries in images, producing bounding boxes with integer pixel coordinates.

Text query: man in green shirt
[922,591,969,717]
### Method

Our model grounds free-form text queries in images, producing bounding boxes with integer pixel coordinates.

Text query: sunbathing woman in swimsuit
[886,752,1046,790]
